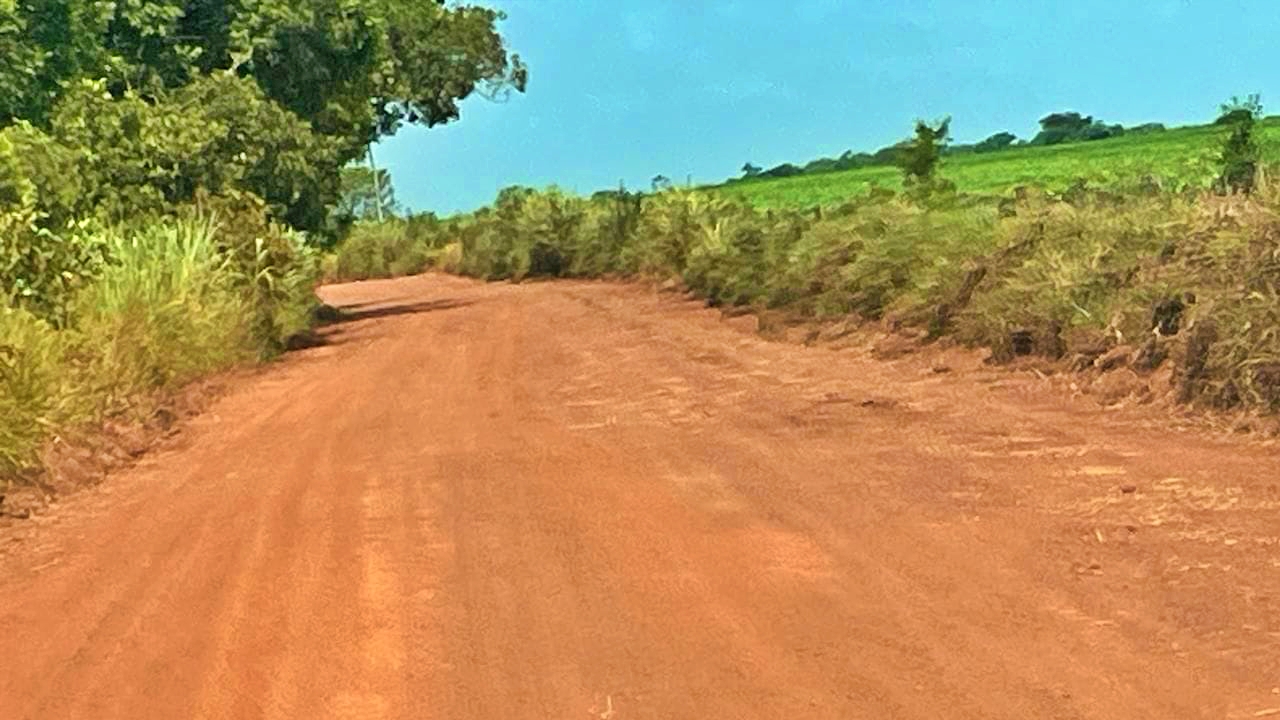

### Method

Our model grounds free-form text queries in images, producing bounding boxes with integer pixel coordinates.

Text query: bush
[0,306,73,475]
[1215,95,1262,126]
[897,118,951,186]
[626,189,729,277]
[955,198,1186,358]
[572,187,643,276]
[1,214,318,478]
[761,163,803,179]
[0,212,107,326]
[1215,96,1261,195]
[335,221,434,281]
[1029,111,1124,146]
[1129,123,1166,134]
[682,208,775,307]
[767,200,995,319]
[179,191,320,356]
[0,124,107,322]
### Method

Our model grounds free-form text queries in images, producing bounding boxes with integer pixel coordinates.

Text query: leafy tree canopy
[973,131,1017,153]
[1038,112,1092,132]
[1216,94,1262,125]
[338,164,400,222]
[1030,110,1123,146]
[1216,95,1262,194]
[2,1,525,151]
[897,117,950,183]
[0,0,525,234]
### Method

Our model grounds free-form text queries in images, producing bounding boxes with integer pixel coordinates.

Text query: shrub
[761,163,803,179]
[1216,96,1261,195]
[0,306,73,475]
[1,213,319,478]
[573,187,643,276]
[1029,111,1124,146]
[0,209,107,325]
[335,221,433,280]
[180,191,320,356]
[897,118,951,186]
[0,124,107,322]
[955,198,1185,358]
[682,208,775,306]
[626,189,730,277]
[1129,122,1166,134]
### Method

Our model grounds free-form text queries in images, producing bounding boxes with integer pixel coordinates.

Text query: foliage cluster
[1,216,319,478]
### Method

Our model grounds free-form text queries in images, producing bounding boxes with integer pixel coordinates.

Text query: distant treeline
[730,111,1169,183]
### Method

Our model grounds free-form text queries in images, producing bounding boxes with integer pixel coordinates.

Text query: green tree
[0,0,527,233]
[762,163,802,178]
[1216,94,1262,125]
[897,117,951,185]
[338,165,399,221]
[42,74,340,229]
[1217,95,1261,194]
[1030,111,1121,146]
[973,131,1016,153]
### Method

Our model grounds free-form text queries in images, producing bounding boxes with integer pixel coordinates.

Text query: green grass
[1,216,319,481]
[714,118,1280,208]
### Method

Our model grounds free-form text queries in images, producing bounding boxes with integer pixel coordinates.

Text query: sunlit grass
[713,119,1280,208]
[1,217,318,479]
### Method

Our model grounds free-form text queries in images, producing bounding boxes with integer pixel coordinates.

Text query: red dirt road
[3,274,1280,719]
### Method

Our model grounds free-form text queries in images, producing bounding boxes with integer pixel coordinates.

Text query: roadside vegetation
[1,0,525,485]
[341,97,1280,416]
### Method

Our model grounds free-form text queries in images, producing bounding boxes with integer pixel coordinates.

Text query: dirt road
[3,274,1279,719]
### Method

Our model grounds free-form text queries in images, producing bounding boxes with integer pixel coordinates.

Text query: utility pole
[367,143,385,222]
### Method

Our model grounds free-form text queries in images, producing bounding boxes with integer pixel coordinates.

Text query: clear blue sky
[376,0,1278,215]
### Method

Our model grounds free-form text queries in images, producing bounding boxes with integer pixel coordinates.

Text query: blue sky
[376,0,1279,215]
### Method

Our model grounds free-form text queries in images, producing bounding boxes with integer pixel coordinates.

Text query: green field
[713,118,1280,208]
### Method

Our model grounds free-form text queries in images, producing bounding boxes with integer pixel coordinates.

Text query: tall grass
[1,215,318,480]
[78,219,253,405]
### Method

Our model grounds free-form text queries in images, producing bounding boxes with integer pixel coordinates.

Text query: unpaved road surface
[3,274,1280,719]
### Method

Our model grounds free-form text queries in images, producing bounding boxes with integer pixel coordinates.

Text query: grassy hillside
[714,118,1280,208]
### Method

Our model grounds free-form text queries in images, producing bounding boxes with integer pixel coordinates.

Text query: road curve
[2,273,1278,719]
